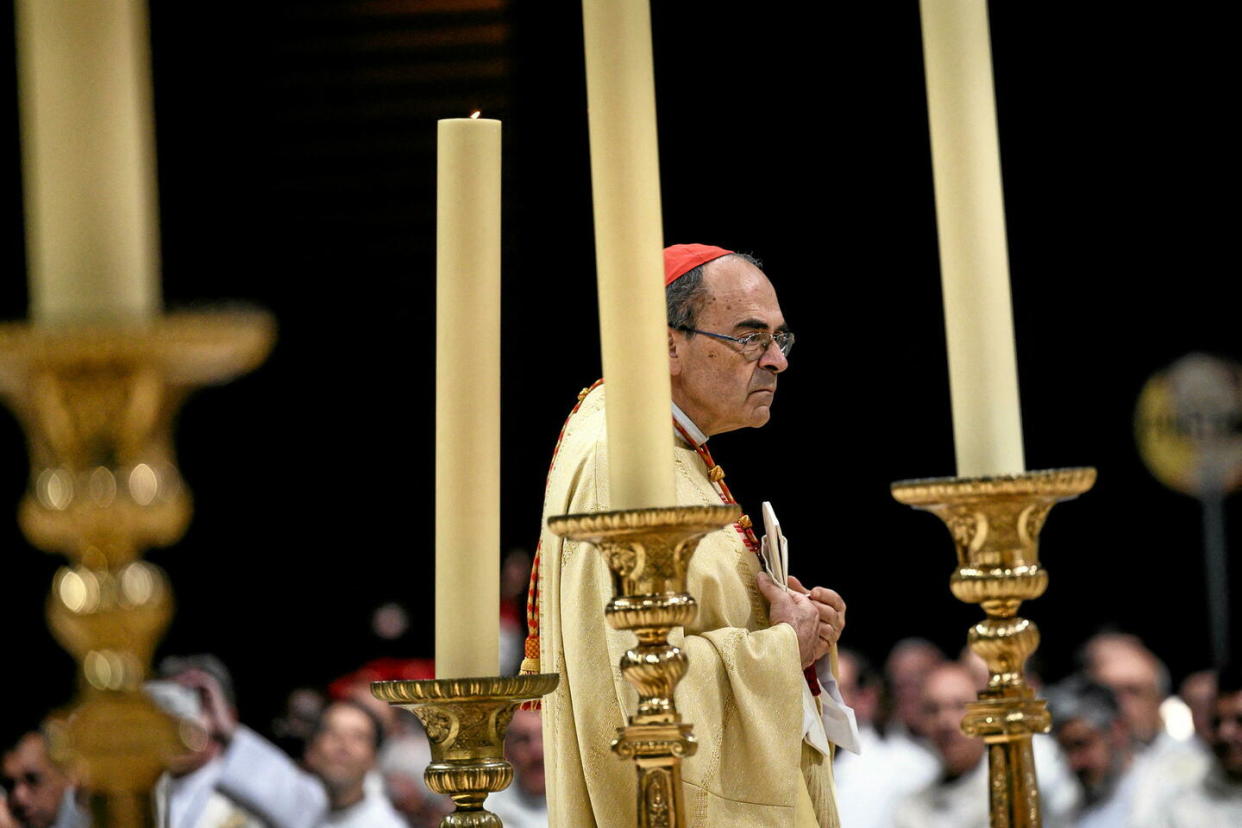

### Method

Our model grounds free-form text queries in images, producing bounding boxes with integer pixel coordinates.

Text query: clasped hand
[757,572,846,669]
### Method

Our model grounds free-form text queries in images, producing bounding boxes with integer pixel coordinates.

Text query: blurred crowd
[0,550,546,828]
[835,632,1242,827]
[0,651,546,828]
[3,557,1240,828]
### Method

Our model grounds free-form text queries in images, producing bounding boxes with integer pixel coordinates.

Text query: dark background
[1,2,1237,733]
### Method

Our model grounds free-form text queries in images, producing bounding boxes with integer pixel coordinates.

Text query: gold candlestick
[547,504,740,828]
[0,312,274,826]
[892,467,1095,828]
[372,674,559,827]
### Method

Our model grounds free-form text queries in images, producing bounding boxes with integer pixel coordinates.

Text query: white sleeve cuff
[816,658,863,755]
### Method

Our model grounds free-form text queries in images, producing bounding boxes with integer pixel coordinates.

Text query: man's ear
[668,330,682,376]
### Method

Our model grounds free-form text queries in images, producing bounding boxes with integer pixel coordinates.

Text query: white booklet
[759,500,789,591]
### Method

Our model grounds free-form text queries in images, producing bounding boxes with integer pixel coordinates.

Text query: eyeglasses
[674,326,795,360]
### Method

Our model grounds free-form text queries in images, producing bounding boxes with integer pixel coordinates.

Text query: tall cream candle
[435,116,501,679]
[14,0,161,325]
[920,0,1025,477]
[581,0,676,509]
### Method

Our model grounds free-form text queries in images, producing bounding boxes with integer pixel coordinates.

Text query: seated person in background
[1046,675,1141,826]
[836,649,883,758]
[1180,669,1218,749]
[487,709,547,828]
[1082,633,1173,756]
[374,727,452,828]
[882,639,946,781]
[960,649,1079,819]
[893,662,988,828]
[302,701,403,828]
[150,678,263,828]
[885,638,945,741]
[326,659,454,825]
[834,648,932,828]
[894,661,1077,828]
[150,653,328,827]
[0,727,86,828]
[1144,662,1242,827]
[268,687,328,762]
[1082,632,1207,790]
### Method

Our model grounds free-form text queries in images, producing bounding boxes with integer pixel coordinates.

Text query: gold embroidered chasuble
[538,385,839,826]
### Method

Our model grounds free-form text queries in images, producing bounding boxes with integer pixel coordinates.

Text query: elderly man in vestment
[523,244,853,826]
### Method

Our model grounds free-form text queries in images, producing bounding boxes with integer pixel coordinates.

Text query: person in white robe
[487,710,548,828]
[303,701,404,828]
[1045,674,1145,827]
[148,657,327,827]
[834,648,938,828]
[1,731,87,828]
[894,662,1078,828]
[1140,664,1242,827]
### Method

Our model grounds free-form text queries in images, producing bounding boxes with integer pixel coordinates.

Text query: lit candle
[581,0,676,509]
[920,0,1025,477]
[435,115,501,679]
[14,0,161,325]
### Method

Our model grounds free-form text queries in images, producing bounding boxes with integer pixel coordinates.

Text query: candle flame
[470,110,482,119]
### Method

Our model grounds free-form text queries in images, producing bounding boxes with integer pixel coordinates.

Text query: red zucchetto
[663,243,734,286]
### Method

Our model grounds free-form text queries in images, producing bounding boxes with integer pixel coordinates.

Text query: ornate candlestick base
[372,674,559,827]
[547,504,741,828]
[0,313,274,826]
[892,468,1095,828]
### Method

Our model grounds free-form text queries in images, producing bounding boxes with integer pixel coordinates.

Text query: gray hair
[1046,674,1121,734]
[158,653,237,709]
[665,252,762,334]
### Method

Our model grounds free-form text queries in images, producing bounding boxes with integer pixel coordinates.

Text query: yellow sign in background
[1136,354,1242,497]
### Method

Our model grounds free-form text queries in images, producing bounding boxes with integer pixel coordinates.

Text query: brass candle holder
[892,467,1095,828]
[547,503,741,828]
[371,673,559,827]
[0,312,274,826]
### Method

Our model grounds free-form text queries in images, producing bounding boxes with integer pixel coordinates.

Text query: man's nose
[758,340,788,373]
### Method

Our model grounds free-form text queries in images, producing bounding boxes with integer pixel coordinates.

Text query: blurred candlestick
[14,0,162,324]
[581,0,677,508]
[435,116,501,679]
[920,0,1025,476]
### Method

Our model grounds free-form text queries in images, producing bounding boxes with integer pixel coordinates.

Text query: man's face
[669,256,789,436]
[505,710,545,797]
[1090,649,1163,745]
[1055,718,1123,802]
[1212,690,1242,780]
[1,735,69,828]
[305,704,378,793]
[1181,670,1218,743]
[837,654,861,710]
[837,653,879,726]
[888,646,944,734]
[920,666,985,778]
